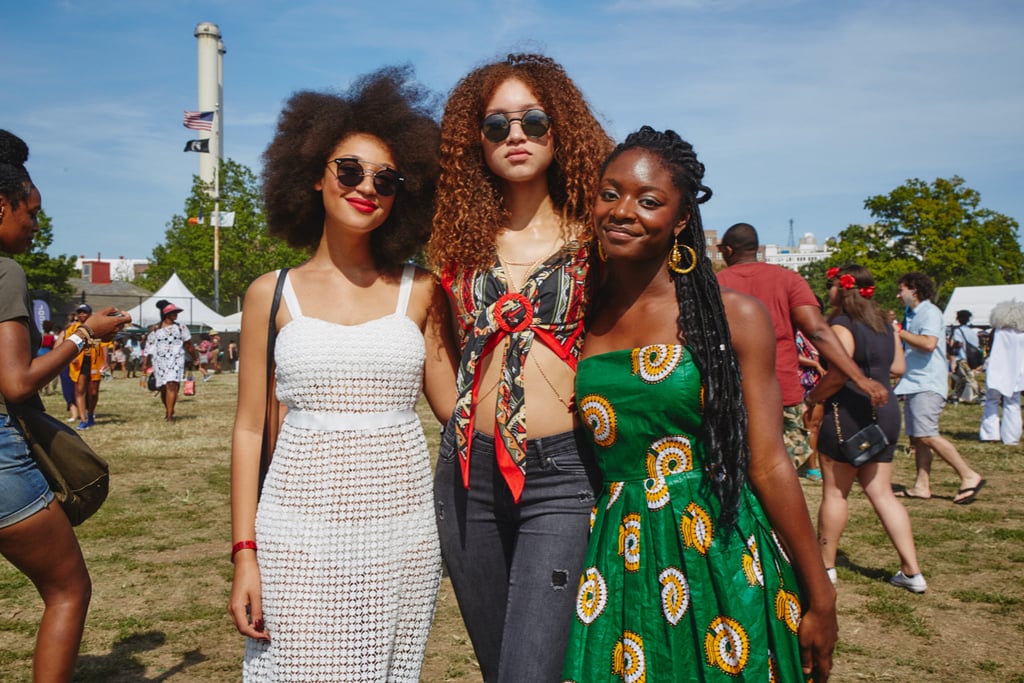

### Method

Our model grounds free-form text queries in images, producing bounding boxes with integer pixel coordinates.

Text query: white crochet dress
[244,265,441,682]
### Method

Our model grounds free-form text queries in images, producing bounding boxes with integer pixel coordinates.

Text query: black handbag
[12,404,109,526]
[957,327,985,370]
[833,405,889,467]
[831,322,890,467]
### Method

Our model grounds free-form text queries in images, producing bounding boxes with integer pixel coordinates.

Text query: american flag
[183,110,215,131]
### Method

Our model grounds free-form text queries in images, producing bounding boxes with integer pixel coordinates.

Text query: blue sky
[4,0,1022,260]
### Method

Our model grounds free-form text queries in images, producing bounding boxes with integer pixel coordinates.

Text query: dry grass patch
[1,378,1022,681]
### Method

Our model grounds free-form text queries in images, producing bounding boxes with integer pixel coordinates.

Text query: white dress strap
[280,270,303,319]
[395,264,415,317]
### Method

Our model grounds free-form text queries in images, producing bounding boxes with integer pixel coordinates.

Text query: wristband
[231,540,257,562]
[68,333,86,352]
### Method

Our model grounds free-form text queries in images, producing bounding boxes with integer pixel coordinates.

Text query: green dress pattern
[562,345,808,682]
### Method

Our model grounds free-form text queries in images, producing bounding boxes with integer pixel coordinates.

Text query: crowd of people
[2,51,1018,683]
[33,306,229,428]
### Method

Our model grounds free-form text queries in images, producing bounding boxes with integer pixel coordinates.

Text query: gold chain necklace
[530,352,576,412]
[496,236,562,292]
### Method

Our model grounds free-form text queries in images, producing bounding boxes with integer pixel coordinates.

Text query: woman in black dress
[807,264,928,593]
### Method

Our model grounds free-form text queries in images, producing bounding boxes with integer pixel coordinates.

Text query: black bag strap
[258,267,289,499]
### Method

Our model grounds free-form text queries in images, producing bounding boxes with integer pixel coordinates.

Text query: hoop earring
[595,239,607,262]
[668,242,697,275]
[0,205,5,223]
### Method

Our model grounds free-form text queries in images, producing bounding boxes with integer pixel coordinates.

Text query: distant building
[76,256,149,283]
[763,233,832,271]
[706,230,831,271]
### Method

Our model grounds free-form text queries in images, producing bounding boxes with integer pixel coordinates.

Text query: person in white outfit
[979,300,1024,445]
[227,69,458,682]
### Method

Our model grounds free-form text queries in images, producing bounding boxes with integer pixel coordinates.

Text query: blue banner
[32,299,50,334]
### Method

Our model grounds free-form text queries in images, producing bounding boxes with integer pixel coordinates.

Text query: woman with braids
[227,68,457,681]
[561,127,837,682]
[0,129,129,681]
[428,53,612,681]
[808,265,925,594]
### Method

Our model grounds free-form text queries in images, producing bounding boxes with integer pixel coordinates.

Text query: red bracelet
[231,540,257,561]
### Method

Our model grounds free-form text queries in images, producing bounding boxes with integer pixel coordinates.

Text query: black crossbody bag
[832,324,890,467]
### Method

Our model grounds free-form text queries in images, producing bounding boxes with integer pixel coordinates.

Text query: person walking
[979,299,1024,445]
[717,225,888,469]
[947,309,981,403]
[0,128,129,682]
[143,300,196,423]
[893,272,985,504]
[427,53,612,682]
[807,264,926,593]
[228,68,457,682]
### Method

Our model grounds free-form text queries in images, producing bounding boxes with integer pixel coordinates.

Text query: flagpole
[213,114,220,313]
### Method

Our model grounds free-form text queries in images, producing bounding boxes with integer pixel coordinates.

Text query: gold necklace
[530,352,576,413]
[496,236,562,292]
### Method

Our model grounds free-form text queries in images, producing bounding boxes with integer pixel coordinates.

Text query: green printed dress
[562,345,808,683]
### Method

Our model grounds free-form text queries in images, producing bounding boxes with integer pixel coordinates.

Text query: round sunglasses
[328,157,404,197]
[481,108,552,143]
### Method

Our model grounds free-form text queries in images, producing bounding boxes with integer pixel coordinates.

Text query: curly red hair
[427,54,613,270]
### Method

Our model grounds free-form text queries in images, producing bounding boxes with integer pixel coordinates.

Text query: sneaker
[826,567,837,585]
[86,415,95,427]
[890,570,927,593]
[76,421,90,431]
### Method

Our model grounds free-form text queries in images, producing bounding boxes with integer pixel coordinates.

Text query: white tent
[942,284,1024,327]
[123,273,235,331]
[220,310,243,332]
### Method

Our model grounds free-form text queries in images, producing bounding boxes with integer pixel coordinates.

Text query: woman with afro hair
[228,67,457,681]
[428,53,613,682]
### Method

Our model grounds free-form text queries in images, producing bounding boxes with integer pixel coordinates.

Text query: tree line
[17,163,1021,315]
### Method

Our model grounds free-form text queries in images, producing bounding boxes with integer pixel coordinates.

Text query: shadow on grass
[77,631,207,682]
[834,550,892,583]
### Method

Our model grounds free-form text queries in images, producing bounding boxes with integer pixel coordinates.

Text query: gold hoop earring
[668,243,697,275]
[595,239,607,262]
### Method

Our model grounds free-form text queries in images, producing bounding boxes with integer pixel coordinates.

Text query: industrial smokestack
[194,22,223,191]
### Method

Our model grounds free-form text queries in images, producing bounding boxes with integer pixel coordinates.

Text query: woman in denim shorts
[0,130,130,681]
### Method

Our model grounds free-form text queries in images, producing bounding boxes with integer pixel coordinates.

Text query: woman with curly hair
[228,67,457,681]
[428,53,612,681]
[562,127,837,682]
[0,129,129,682]
[807,265,926,594]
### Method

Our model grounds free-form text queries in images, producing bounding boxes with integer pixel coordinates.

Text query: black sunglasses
[481,108,552,143]
[328,157,404,197]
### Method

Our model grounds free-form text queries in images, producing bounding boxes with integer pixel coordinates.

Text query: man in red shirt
[716,223,888,467]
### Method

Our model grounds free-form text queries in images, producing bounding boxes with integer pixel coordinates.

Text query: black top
[817,314,901,464]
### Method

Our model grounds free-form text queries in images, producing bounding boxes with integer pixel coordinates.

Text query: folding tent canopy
[122,273,236,331]
[942,284,1024,327]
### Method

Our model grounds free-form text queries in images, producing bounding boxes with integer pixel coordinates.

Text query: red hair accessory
[825,267,840,280]
[838,274,856,290]
[859,286,875,298]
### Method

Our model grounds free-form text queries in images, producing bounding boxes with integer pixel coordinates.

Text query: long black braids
[601,126,749,531]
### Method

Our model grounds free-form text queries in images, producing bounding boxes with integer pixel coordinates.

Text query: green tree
[805,177,1022,307]
[142,159,308,313]
[13,208,76,305]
